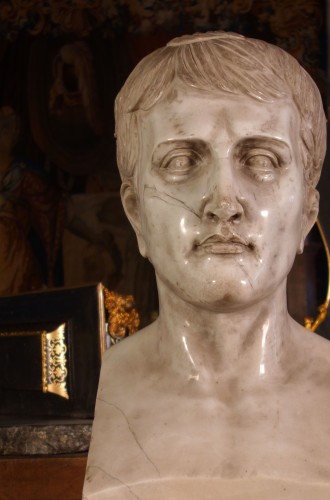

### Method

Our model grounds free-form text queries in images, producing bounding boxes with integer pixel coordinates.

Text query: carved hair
[115,31,326,188]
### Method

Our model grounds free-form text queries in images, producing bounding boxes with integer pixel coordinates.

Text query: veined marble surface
[84,478,330,500]
[0,421,92,455]
[84,319,330,499]
[84,31,329,499]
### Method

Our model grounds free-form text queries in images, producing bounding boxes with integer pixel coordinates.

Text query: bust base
[83,476,330,500]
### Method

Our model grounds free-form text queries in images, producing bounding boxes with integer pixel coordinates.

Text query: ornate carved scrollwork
[41,323,69,399]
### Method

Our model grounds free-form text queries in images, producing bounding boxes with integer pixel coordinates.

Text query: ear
[120,182,148,257]
[298,187,319,254]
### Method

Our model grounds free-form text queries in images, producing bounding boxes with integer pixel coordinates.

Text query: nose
[202,162,244,224]
[205,198,243,223]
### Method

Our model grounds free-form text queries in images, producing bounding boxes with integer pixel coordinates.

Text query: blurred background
[0,0,329,332]
[1,3,330,499]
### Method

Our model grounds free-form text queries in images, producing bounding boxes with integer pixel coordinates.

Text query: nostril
[206,211,219,222]
[205,210,241,223]
[230,213,241,222]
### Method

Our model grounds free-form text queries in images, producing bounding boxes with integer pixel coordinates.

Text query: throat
[156,283,292,389]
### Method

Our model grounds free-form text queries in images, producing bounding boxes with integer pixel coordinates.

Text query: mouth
[194,234,254,255]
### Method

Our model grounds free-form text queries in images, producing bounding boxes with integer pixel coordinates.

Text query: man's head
[115,31,326,190]
[115,32,327,311]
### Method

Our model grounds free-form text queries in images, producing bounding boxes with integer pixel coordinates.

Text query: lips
[195,233,252,255]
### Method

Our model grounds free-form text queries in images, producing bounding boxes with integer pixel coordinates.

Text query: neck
[155,279,297,389]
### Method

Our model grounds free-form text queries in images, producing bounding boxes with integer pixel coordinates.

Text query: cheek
[141,196,198,260]
[263,203,303,265]
[140,170,211,216]
[140,199,178,259]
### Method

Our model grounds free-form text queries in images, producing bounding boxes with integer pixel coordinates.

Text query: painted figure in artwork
[0,106,63,295]
[84,32,330,499]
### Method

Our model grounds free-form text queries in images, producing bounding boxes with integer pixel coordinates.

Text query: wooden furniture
[0,454,87,500]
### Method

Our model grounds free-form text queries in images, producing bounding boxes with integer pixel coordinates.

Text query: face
[122,88,317,311]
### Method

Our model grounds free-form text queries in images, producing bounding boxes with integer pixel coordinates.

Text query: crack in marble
[98,397,161,476]
[235,257,254,289]
[87,465,142,500]
[144,185,200,218]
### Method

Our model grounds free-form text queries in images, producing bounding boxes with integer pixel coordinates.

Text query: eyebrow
[235,136,292,161]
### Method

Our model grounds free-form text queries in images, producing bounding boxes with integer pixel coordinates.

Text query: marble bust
[83,32,330,499]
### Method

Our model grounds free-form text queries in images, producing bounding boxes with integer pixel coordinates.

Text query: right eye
[159,149,202,180]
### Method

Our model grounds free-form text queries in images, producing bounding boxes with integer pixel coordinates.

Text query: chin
[193,288,261,312]
[162,274,259,312]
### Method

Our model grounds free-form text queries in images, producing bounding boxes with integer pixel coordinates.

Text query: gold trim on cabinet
[304,220,330,332]
[41,324,69,399]
[0,324,69,399]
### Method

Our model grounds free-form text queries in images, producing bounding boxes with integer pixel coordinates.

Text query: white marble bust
[83,32,330,499]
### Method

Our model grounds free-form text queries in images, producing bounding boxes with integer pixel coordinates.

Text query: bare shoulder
[290,319,330,388]
[297,323,330,358]
[98,321,159,385]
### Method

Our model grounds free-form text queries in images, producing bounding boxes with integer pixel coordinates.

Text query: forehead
[139,88,300,157]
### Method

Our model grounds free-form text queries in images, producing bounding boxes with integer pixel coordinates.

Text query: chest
[101,380,330,483]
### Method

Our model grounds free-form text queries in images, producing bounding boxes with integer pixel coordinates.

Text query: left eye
[244,153,278,182]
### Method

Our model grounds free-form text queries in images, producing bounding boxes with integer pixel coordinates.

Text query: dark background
[0,0,328,332]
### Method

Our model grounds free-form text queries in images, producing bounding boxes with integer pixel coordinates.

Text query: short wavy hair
[115,31,326,188]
